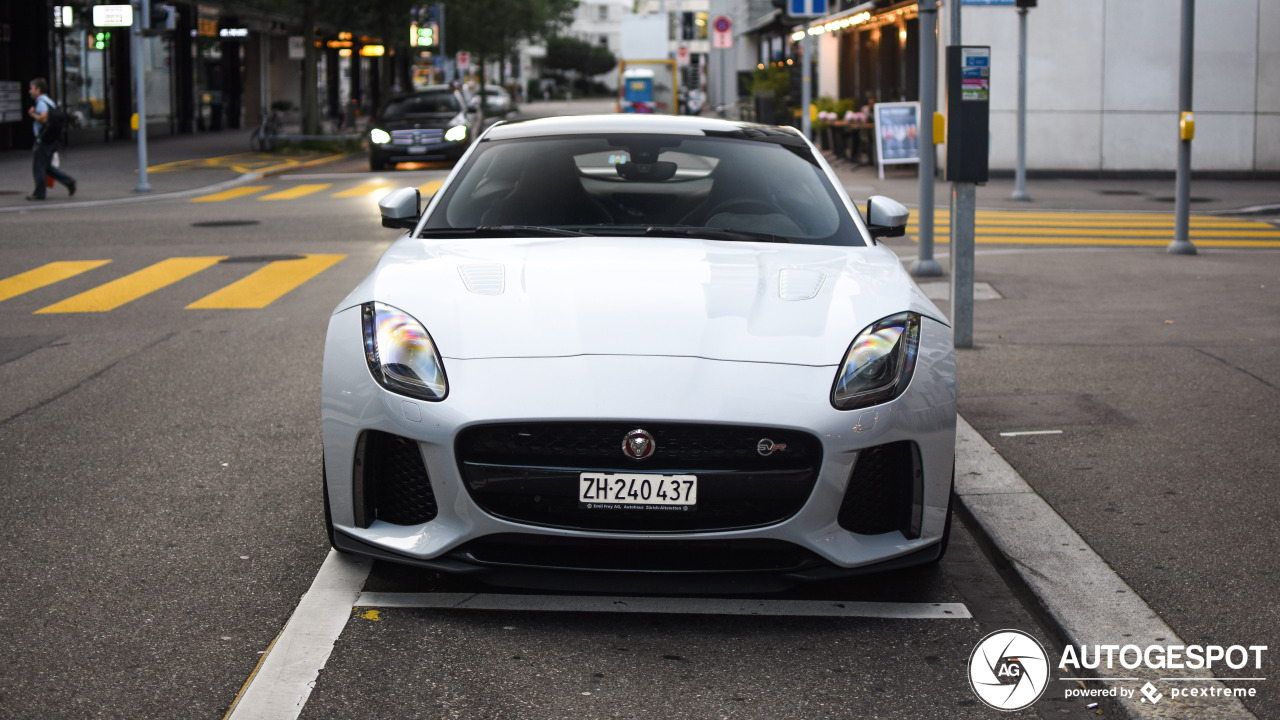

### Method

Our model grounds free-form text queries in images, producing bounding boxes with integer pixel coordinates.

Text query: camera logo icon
[969,629,1050,711]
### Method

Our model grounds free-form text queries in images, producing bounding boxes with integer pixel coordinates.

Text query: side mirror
[379,187,421,230]
[865,195,909,242]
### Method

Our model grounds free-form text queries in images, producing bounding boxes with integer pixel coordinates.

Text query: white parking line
[998,430,1063,437]
[224,551,371,720]
[356,592,972,619]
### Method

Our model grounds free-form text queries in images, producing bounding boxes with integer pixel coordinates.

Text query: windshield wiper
[640,226,790,243]
[417,226,595,238]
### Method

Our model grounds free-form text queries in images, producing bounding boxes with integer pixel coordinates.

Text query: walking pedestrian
[27,77,76,201]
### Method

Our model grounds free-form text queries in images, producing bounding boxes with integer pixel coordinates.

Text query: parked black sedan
[368,86,480,171]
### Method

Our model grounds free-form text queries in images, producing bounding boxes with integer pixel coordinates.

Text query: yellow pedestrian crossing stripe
[0,260,111,303]
[191,186,272,203]
[0,255,346,314]
[259,183,332,200]
[36,257,227,313]
[187,254,346,309]
[190,180,418,203]
[907,210,1280,248]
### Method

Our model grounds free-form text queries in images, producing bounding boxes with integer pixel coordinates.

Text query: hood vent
[458,263,506,295]
[778,268,826,301]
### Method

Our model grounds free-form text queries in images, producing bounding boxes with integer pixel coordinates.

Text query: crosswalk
[907,210,1280,248]
[1,255,346,314]
[190,180,442,203]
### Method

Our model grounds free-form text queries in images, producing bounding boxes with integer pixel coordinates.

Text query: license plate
[579,472,696,510]
[407,146,427,154]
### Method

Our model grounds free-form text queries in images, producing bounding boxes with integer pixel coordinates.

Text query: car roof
[484,114,804,142]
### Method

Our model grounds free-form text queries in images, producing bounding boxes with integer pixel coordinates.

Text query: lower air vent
[837,441,922,537]
[354,430,437,526]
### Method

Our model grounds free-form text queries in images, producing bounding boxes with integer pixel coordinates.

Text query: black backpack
[38,101,68,143]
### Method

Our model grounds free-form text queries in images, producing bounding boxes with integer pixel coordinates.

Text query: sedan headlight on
[444,125,467,142]
[361,302,448,401]
[831,312,920,410]
[370,128,391,144]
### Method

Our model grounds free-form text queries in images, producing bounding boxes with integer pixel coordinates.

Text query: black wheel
[322,458,349,554]
[250,131,264,153]
[929,467,956,564]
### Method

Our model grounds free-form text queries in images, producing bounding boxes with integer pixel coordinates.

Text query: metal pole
[951,0,961,45]
[801,32,812,139]
[1010,6,1030,201]
[950,183,975,348]
[912,0,942,277]
[1169,0,1196,254]
[133,0,151,193]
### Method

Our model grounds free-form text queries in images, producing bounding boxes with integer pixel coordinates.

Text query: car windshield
[383,92,459,118]
[421,131,866,246]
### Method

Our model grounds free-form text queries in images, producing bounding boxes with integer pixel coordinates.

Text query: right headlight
[361,302,448,401]
[831,312,920,410]
[370,128,391,144]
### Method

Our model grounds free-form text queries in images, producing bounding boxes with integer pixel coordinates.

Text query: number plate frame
[579,472,697,511]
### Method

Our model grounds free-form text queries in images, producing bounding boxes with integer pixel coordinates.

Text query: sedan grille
[390,128,444,145]
[455,422,822,533]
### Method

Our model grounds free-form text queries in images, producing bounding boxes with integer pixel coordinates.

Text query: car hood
[340,236,947,366]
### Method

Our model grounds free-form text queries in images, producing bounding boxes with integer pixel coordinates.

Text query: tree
[442,0,575,117]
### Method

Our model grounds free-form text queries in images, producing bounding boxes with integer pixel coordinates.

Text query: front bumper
[370,140,468,164]
[321,306,956,581]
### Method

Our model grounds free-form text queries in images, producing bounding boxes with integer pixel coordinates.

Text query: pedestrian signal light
[412,24,436,47]
[93,31,111,50]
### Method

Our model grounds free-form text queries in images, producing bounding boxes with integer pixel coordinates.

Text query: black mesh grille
[450,534,824,573]
[838,441,920,536]
[457,422,820,470]
[356,431,438,526]
[454,422,823,532]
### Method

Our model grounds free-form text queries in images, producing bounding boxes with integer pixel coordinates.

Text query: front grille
[455,422,823,533]
[450,534,825,573]
[390,128,444,145]
[837,441,922,537]
[354,430,438,526]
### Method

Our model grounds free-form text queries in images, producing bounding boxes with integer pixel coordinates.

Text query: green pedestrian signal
[415,24,436,47]
[93,31,111,50]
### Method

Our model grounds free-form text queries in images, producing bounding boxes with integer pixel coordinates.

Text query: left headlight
[444,125,467,142]
[362,302,448,401]
[831,312,920,410]
[370,128,391,144]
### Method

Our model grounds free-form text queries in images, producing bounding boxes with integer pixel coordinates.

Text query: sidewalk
[825,155,1280,216]
[0,128,347,212]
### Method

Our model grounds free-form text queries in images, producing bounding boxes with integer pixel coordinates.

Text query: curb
[954,416,1257,720]
[0,152,356,214]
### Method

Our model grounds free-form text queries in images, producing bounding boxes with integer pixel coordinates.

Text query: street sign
[92,4,133,27]
[787,0,827,17]
[676,46,690,66]
[712,16,732,49]
[288,36,305,59]
[456,51,471,70]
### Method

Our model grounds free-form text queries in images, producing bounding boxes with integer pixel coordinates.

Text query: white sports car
[322,114,956,591]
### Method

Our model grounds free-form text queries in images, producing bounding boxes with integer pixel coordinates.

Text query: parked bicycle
[250,110,283,152]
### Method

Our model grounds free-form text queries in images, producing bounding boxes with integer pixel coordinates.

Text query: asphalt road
[0,169,1103,719]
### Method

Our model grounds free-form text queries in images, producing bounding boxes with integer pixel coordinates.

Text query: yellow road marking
[260,183,332,200]
[912,226,1280,238]
[333,181,395,198]
[0,260,111,303]
[927,210,1228,222]
[35,257,226,313]
[186,254,346,309]
[418,180,444,196]
[191,186,271,203]
[909,219,1273,230]
[922,236,1280,248]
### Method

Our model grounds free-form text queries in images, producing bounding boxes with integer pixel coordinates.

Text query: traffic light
[93,31,111,50]
[411,23,437,48]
